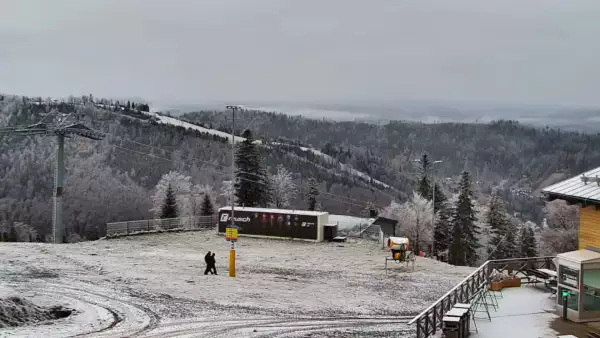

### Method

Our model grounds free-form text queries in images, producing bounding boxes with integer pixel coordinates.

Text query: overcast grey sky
[1,0,600,107]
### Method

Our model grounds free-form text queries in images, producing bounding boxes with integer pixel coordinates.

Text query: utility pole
[10,108,105,243]
[225,105,242,277]
[413,158,442,258]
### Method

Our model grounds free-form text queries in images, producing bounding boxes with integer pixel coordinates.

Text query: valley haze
[155,100,600,132]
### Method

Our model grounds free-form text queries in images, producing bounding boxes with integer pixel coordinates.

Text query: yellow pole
[229,242,236,277]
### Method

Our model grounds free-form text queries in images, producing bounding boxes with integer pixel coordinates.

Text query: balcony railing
[408,256,556,338]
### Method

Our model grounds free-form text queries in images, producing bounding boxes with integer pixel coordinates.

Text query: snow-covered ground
[143,111,392,189]
[329,215,374,230]
[0,231,473,337]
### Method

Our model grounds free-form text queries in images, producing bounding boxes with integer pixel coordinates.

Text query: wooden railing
[408,256,556,338]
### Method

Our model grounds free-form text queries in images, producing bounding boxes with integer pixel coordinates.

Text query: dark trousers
[204,264,213,275]
[211,265,217,275]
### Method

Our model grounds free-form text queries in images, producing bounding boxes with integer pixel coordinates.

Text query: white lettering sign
[220,213,251,223]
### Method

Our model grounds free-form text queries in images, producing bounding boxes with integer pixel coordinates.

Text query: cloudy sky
[1,0,600,107]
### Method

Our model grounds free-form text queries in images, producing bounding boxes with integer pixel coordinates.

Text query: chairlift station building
[217,206,335,242]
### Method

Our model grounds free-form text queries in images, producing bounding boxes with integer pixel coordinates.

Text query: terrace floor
[468,284,599,338]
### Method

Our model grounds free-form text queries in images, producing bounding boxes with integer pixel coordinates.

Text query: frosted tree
[540,200,579,255]
[381,192,434,254]
[306,178,320,211]
[150,171,192,219]
[269,165,297,208]
[433,200,453,256]
[220,180,236,206]
[189,184,208,220]
[12,222,38,242]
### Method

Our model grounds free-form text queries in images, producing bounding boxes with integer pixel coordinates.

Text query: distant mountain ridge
[156,99,600,131]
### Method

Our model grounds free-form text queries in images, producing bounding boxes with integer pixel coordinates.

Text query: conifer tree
[487,190,513,259]
[417,153,432,200]
[7,225,18,242]
[432,183,447,213]
[520,226,538,257]
[160,184,178,219]
[307,178,320,211]
[234,130,271,207]
[434,200,453,256]
[200,194,214,216]
[503,221,518,258]
[449,171,480,266]
[364,201,378,218]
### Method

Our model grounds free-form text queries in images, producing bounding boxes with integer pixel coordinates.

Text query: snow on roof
[218,206,328,216]
[557,249,600,264]
[541,166,600,203]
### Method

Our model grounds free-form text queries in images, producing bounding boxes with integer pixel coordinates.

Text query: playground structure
[385,236,416,272]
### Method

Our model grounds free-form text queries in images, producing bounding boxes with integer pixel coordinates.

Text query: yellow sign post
[225,227,238,277]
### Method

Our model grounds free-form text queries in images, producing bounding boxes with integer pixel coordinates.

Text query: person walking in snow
[210,253,218,275]
[204,251,213,275]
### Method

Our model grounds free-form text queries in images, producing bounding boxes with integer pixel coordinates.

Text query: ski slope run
[144,111,391,189]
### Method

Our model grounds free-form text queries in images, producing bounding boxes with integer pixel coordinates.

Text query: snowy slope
[329,215,374,230]
[143,111,391,189]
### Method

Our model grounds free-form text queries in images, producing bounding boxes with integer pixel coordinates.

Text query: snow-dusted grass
[0,232,473,337]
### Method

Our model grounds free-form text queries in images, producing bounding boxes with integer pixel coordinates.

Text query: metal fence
[408,256,556,338]
[106,215,216,237]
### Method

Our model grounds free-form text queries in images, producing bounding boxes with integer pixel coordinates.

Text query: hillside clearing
[0,231,473,337]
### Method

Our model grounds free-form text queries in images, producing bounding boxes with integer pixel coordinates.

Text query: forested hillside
[2,94,599,242]
[185,110,600,221]
[0,95,389,241]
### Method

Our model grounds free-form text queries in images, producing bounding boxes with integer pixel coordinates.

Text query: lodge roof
[541,166,600,206]
[218,206,328,216]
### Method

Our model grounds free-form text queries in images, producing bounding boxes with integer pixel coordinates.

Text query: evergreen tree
[364,201,378,218]
[234,130,271,207]
[200,194,214,216]
[503,221,518,258]
[449,171,480,266]
[417,153,432,200]
[416,153,446,213]
[432,183,447,213]
[307,178,320,211]
[7,225,18,242]
[486,190,513,259]
[0,232,4,242]
[434,201,453,256]
[160,184,179,219]
[520,226,538,257]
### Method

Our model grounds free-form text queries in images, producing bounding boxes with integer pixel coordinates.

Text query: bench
[522,268,553,284]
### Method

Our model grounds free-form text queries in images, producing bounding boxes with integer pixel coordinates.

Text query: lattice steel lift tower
[11,109,105,243]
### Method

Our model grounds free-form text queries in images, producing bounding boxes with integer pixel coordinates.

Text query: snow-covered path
[0,232,473,337]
